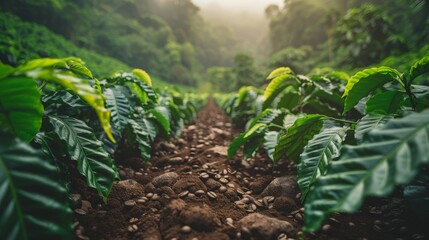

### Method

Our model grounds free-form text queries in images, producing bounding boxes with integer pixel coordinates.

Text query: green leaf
[65,58,93,79]
[104,87,130,132]
[243,137,264,159]
[48,116,116,201]
[263,74,299,109]
[274,114,325,164]
[228,123,267,158]
[132,68,152,86]
[42,90,87,109]
[298,127,347,201]
[0,132,72,240]
[147,108,171,140]
[365,90,406,115]
[266,67,294,80]
[228,133,246,158]
[264,131,279,160]
[128,118,157,162]
[409,56,429,83]
[355,114,393,143]
[0,76,43,141]
[113,73,158,103]
[0,63,15,78]
[304,110,429,232]
[343,67,401,114]
[246,109,281,130]
[31,69,115,143]
[275,87,301,111]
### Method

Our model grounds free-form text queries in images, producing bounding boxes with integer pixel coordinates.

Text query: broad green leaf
[244,123,267,138]
[132,68,152,86]
[30,69,115,143]
[243,137,264,159]
[228,123,267,158]
[0,76,43,141]
[65,58,93,79]
[304,110,429,232]
[48,116,116,201]
[342,67,401,114]
[274,114,325,164]
[148,108,171,140]
[365,90,406,115]
[0,133,72,240]
[113,73,158,103]
[246,109,281,130]
[128,118,157,162]
[42,90,87,109]
[303,100,340,118]
[355,114,393,143]
[228,133,246,158]
[266,67,294,80]
[298,127,347,201]
[0,63,14,78]
[409,56,429,83]
[104,87,130,132]
[275,87,301,111]
[264,131,279,160]
[263,74,299,109]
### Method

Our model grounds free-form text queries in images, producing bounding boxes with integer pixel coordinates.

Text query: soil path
[72,99,428,240]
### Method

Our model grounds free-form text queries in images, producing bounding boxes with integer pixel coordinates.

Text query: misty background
[1,0,428,92]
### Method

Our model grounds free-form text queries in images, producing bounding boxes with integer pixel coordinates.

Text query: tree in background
[233,53,263,91]
[333,4,403,67]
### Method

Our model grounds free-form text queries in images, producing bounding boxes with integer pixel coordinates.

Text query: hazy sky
[193,0,284,14]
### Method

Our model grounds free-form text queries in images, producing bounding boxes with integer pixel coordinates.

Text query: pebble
[124,200,136,207]
[128,224,138,233]
[195,190,205,196]
[278,233,288,240]
[200,172,209,179]
[181,225,192,234]
[74,209,87,215]
[322,224,331,232]
[146,193,154,198]
[179,190,189,198]
[151,194,160,200]
[219,178,229,184]
[207,191,217,199]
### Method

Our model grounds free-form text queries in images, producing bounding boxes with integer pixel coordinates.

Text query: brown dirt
[71,99,429,240]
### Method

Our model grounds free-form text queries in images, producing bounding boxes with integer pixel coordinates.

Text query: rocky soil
[71,100,429,240]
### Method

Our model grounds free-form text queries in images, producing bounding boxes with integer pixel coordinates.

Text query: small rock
[273,197,297,213]
[124,200,136,207]
[179,191,189,198]
[195,190,205,196]
[261,176,298,198]
[144,182,156,193]
[80,200,92,212]
[322,224,331,232]
[128,224,138,233]
[169,157,184,164]
[250,176,274,194]
[207,191,217,199]
[238,213,294,239]
[182,225,192,233]
[74,209,87,215]
[205,178,221,190]
[152,172,179,187]
[207,146,228,156]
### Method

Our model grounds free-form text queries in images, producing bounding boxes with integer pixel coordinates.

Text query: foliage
[222,56,429,232]
[0,57,205,239]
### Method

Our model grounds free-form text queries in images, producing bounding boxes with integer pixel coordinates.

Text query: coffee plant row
[217,56,429,232]
[0,58,206,239]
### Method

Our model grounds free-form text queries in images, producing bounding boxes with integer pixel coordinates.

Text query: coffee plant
[0,57,205,239]
[221,56,429,232]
